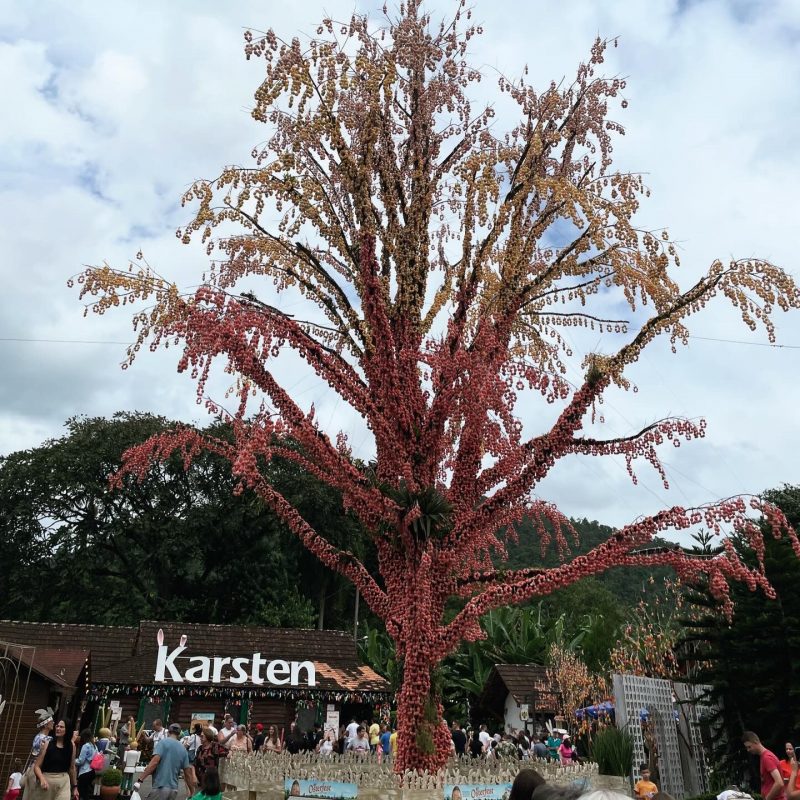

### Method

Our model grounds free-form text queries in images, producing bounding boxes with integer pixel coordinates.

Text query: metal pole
[353,589,360,642]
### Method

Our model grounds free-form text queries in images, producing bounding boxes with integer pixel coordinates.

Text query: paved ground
[129,775,192,800]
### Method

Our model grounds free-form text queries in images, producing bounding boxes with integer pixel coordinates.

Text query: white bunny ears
[156,628,188,648]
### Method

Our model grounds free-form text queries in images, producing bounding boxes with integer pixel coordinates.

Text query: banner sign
[444,785,512,800]
[285,779,357,799]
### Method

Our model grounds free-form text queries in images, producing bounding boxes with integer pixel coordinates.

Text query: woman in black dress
[31,721,77,800]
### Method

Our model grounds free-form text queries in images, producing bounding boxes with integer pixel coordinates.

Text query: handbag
[89,748,105,771]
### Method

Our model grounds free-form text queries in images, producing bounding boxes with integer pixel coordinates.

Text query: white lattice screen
[612,675,712,800]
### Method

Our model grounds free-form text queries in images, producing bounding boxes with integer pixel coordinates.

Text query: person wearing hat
[26,709,55,770]
[252,724,265,753]
[134,724,196,800]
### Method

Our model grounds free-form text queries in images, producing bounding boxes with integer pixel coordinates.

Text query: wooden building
[477,663,560,734]
[0,619,392,777]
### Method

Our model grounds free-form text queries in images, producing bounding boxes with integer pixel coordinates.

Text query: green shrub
[100,768,122,787]
[590,726,634,777]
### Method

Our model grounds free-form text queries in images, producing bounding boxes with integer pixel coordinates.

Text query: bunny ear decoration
[545,720,554,735]
[157,629,164,646]
[179,635,188,647]
[35,706,55,728]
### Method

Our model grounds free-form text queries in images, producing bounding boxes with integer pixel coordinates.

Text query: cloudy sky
[2,0,799,532]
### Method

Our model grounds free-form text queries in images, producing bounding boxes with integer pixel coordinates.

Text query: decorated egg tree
[74,0,800,775]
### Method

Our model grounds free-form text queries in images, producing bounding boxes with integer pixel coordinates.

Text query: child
[189,766,221,800]
[635,765,659,800]
[121,740,140,797]
[3,760,22,800]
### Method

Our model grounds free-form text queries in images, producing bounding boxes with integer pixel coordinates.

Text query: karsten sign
[153,629,316,687]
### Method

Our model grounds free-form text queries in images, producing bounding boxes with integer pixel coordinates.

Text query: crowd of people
[742,731,800,800]
[10,710,800,800]
[5,707,601,800]
[4,708,596,800]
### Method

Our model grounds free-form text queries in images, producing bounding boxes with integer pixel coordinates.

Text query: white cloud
[1,0,798,536]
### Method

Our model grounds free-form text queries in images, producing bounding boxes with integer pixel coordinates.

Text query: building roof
[0,619,391,695]
[134,620,360,665]
[0,620,137,670]
[15,647,90,689]
[479,663,560,718]
[494,663,556,705]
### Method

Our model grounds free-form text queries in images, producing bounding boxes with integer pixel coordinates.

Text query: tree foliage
[0,413,363,629]
[681,486,800,784]
[73,1,800,772]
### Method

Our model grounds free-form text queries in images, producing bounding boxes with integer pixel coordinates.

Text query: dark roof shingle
[0,619,391,694]
[481,663,559,713]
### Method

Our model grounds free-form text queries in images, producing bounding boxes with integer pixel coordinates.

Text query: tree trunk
[393,636,451,773]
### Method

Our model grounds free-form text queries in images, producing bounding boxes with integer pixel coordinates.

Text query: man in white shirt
[150,720,167,746]
[478,724,492,753]
[347,726,370,755]
[345,718,359,747]
[217,716,237,747]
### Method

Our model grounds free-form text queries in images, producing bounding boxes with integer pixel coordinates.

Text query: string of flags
[87,682,394,708]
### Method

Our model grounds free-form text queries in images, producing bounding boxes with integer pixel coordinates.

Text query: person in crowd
[783,744,800,800]
[345,719,359,747]
[305,724,322,753]
[469,729,484,759]
[389,727,398,760]
[262,726,282,754]
[118,718,134,762]
[134,723,195,800]
[26,709,56,773]
[546,730,562,762]
[559,737,576,765]
[120,737,140,797]
[227,726,252,755]
[742,731,786,800]
[634,765,658,800]
[335,726,346,755]
[316,728,336,756]
[495,734,519,759]
[188,766,221,800]
[451,722,467,757]
[216,717,237,749]
[508,767,546,800]
[347,726,370,756]
[148,721,166,750]
[380,725,392,759]
[251,724,265,753]
[31,719,77,800]
[193,729,227,786]
[368,720,381,754]
[532,736,548,761]
[4,759,23,800]
[780,743,800,796]
[516,730,531,760]
[73,730,96,800]
[182,725,202,766]
[284,722,304,755]
[478,724,492,753]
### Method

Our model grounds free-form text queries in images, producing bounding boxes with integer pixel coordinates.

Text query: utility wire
[690,335,800,349]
